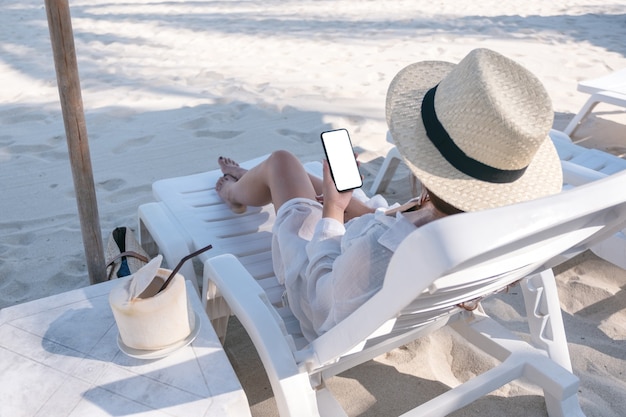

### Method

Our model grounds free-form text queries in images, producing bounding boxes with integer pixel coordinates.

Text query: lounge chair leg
[370,146,403,195]
[563,96,599,136]
[543,391,586,417]
[204,279,232,343]
[520,270,572,371]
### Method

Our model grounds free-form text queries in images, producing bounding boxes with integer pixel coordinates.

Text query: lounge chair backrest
[307,170,626,368]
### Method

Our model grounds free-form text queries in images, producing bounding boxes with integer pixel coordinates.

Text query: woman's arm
[318,159,375,222]
[321,159,354,222]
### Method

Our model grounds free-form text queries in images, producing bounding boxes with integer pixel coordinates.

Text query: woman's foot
[218,156,247,180]
[215,174,247,214]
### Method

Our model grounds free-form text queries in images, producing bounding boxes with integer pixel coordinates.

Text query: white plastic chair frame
[138,151,626,416]
[202,170,626,417]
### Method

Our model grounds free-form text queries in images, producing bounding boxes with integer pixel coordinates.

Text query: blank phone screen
[321,129,362,192]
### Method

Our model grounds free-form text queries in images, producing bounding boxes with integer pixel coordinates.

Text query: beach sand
[1,0,625,415]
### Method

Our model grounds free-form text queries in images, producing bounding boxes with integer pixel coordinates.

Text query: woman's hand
[321,159,353,222]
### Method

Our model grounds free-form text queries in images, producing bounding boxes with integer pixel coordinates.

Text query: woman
[216,48,563,341]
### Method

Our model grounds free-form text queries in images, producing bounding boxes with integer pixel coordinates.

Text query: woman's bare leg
[216,150,317,213]
[219,156,322,195]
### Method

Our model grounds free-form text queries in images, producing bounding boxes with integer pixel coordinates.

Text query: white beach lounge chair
[200,168,626,417]
[137,153,626,417]
[369,129,626,269]
[563,68,626,136]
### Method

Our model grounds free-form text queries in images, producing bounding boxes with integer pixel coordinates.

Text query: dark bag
[105,227,150,280]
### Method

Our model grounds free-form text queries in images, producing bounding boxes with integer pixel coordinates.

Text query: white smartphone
[320,128,363,192]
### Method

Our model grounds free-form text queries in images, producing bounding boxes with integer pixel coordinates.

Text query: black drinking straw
[158,244,213,293]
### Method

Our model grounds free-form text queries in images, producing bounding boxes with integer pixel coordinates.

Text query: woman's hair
[429,191,464,215]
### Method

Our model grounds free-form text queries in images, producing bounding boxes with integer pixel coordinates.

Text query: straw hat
[386,48,562,212]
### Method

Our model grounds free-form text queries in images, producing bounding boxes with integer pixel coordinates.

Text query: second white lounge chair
[369,129,626,270]
[563,68,626,136]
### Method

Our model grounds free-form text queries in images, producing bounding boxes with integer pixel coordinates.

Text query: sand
[1,0,625,416]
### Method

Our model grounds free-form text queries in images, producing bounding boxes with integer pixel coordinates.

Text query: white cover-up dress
[271,196,418,341]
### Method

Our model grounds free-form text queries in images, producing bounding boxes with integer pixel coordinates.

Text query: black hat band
[420,85,527,184]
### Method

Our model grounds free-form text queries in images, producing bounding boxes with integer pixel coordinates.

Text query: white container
[109,268,195,351]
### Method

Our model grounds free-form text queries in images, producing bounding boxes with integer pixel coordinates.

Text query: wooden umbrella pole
[45,0,107,284]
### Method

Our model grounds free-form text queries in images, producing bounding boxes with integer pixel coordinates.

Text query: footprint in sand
[112,135,154,154]
[0,108,49,125]
[277,128,317,143]
[0,230,37,247]
[47,255,87,288]
[194,129,243,139]
[5,138,70,162]
[97,178,126,192]
[9,143,54,155]
[102,184,151,205]
[0,277,31,305]
[179,117,209,130]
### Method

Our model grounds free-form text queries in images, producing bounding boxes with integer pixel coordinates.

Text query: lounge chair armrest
[203,254,320,416]
[204,254,296,372]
